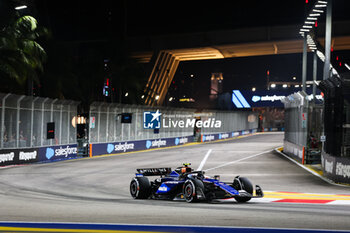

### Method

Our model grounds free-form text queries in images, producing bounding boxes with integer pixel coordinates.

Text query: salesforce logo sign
[46,148,55,159]
[252,96,261,102]
[146,140,152,149]
[146,139,166,149]
[45,146,77,160]
[107,144,114,154]
[107,142,135,153]
[175,137,188,145]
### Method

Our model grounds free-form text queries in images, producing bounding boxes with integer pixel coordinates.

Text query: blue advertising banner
[38,144,78,162]
[233,90,292,108]
[201,129,258,143]
[232,90,323,108]
[91,136,193,157]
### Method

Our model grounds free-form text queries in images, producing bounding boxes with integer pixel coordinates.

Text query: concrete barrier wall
[322,152,350,184]
[283,140,304,163]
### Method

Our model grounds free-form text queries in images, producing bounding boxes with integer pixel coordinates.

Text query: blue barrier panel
[91,136,193,157]
[202,129,257,142]
[38,144,78,163]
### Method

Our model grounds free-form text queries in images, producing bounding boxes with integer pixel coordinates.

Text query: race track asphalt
[0,132,349,231]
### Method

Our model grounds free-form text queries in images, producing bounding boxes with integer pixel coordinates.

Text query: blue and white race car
[130,163,263,203]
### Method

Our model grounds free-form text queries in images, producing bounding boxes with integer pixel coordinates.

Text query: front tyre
[183,180,200,203]
[130,177,151,199]
[233,176,253,203]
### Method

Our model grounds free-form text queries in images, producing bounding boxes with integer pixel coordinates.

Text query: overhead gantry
[129,22,350,106]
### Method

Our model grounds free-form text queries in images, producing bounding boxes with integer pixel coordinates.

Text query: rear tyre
[130,177,151,199]
[233,176,253,203]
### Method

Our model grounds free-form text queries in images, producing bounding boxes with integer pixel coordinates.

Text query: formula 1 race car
[130,163,263,203]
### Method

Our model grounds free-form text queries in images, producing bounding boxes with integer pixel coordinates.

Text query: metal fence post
[16,95,25,148]
[67,103,71,144]
[30,97,39,147]
[106,105,110,142]
[1,94,11,148]
[40,98,49,146]
[97,105,101,143]
[134,107,138,140]
[50,99,57,122]
[121,107,124,141]
[128,108,131,141]
[114,107,117,142]
[50,99,58,145]
[59,103,63,145]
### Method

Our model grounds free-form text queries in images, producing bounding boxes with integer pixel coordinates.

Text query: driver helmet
[175,163,193,174]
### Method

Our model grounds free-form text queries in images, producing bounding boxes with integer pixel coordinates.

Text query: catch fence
[0,93,79,149]
[89,102,258,144]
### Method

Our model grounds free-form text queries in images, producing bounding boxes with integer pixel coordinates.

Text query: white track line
[197,149,212,171]
[204,149,272,171]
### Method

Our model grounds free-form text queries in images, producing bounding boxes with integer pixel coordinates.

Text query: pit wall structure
[282,92,323,165]
[282,90,350,185]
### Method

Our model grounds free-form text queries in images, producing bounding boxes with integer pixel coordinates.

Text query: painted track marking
[197,149,212,171]
[204,150,272,171]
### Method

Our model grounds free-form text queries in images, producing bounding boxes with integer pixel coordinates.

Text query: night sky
[33,0,350,39]
[4,0,350,107]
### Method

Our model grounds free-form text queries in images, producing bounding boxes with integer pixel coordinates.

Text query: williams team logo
[143,110,161,129]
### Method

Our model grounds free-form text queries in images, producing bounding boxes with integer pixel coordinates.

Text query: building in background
[210,73,223,101]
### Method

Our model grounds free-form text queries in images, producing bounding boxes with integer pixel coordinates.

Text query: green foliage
[0,15,47,86]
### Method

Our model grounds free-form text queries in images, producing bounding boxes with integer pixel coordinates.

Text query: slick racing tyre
[233,176,253,203]
[130,177,151,199]
[183,179,204,203]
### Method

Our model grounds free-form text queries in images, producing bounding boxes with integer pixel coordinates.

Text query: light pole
[299,0,332,86]
[323,0,332,81]
[302,35,307,92]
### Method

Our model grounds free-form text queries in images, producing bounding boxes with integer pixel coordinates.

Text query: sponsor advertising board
[92,129,257,157]
[322,152,350,184]
[1,129,258,166]
[0,144,78,166]
[233,90,323,108]
[201,129,257,143]
[91,136,192,157]
[38,144,78,162]
[0,148,38,166]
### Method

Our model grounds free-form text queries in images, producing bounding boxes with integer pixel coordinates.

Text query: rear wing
[136,168,172,176]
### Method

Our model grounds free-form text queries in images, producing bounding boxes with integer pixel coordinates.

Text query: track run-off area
[0,132,350,232]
